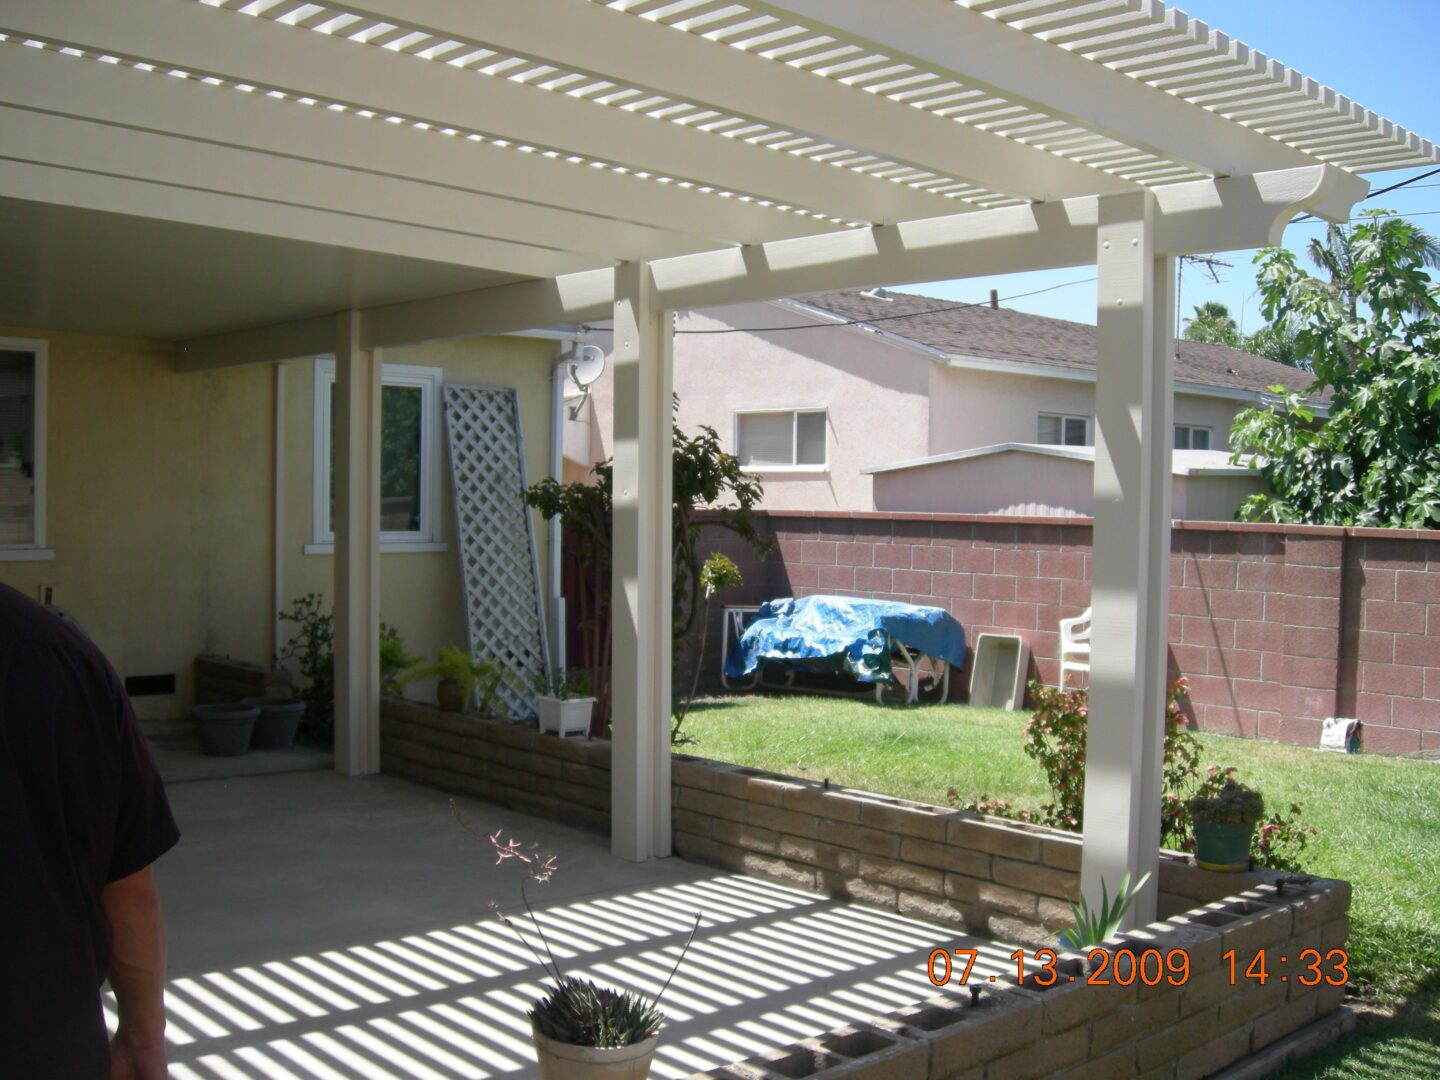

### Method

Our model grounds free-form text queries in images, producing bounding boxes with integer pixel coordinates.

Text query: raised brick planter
[380,700,1352,1079]
[193,654,292,706]
[681,877,1351,1079]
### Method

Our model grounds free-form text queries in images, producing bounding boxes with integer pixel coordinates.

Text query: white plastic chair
[1058,607,1091,688]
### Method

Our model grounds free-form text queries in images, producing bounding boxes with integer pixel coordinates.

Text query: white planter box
[537,695,595,738]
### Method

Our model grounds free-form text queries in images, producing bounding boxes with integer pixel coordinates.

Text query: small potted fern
[403,645,511,714]
[454,803,698,1079]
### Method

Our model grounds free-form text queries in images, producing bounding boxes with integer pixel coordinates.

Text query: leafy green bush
[277,593,334,743]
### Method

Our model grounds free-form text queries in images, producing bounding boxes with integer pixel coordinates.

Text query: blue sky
[914,1,1440,331]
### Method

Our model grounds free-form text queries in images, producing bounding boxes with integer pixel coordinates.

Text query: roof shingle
[789,289,1314,399]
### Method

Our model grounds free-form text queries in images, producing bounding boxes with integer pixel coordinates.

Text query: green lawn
[682,693,1440,1078]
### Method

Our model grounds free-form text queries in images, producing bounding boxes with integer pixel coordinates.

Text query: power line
[583,275,1098,336]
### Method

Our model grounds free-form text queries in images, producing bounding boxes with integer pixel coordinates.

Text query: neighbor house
[580,289,1312,517]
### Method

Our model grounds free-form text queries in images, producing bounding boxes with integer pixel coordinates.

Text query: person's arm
[101,865,168,1080]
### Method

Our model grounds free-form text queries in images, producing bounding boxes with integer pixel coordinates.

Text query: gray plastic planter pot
[241,697,305,749]
[191,703,259,757]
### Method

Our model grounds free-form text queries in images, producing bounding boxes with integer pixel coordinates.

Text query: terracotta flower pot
[531,1026,657,1080]
[191,703,258,757]
[436,677,465,712]
[241,697,304,749]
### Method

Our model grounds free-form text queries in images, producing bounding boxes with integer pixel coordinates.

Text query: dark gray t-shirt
[0,583,180,1078]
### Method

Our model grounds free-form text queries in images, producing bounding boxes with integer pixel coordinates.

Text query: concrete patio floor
[120,768,1013,1079]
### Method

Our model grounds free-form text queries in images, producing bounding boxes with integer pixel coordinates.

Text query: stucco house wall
[583,300,1269,516]
[279,335,557,689]
[0,325,558,719]
[588,301,932,512]
[0,325,274,719]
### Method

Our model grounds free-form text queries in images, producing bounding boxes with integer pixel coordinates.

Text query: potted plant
[379,623,420,698]
[453,802,698,1079]
[402,645,511,714]
[1188,774,1265,872]
[534,669,595,738]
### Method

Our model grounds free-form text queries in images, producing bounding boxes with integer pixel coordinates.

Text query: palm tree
[1182,301,1242,348]
[1306,218,1440,317]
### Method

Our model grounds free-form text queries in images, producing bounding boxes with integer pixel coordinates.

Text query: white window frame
[307,357,446,555]
[1174,424,1213,450]
[732,407,829,473]
[0,336,52,562]
[1037,412,1092,447]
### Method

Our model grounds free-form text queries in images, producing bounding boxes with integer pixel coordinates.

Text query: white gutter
[548,347,567,674]
[273,360,285,661]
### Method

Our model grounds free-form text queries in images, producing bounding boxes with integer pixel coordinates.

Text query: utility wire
[583,275,1098,336]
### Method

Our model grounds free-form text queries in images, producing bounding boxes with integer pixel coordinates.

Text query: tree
[523,399,771,736]
[1182,300,1242,348]
[1243,320,1308,370]
[1229,211,1440,527]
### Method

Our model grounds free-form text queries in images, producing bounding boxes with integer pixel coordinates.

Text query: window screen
[1038,413,1088,446]
[796,411,827,466]
[0,351,36,547]
[1174,425,1212,450]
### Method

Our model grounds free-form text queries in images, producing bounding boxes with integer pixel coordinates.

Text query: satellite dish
[567,343,606,391]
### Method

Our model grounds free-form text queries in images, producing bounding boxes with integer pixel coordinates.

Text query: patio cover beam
[1083,192,1173,926]
[0,0,958,229]
[609,262,674,862]
[337,0,1138,204]
[759,0,1318,178]
[0,41,817,251]
[176,163,1361,369]
[332,311,383,777]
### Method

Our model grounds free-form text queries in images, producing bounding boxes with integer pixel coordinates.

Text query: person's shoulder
[0,583,103,662]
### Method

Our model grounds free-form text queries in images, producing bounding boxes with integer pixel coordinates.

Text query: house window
[1037,413,1090,446]
[312,359,443,550]
[0,339,48,559]
[735,409,827,470]
[1174,424,1212,450]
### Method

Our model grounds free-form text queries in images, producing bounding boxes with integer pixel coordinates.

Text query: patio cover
[2,0,1433,927]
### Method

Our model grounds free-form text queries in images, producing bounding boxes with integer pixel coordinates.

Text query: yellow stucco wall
[0,325,557,719]
[0,326,274,719]
[279,335,558,698]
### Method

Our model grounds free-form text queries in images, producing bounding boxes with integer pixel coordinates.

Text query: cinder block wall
[694,512,1440,755]
[381,702,1353,1079]
[382,703,1244,943]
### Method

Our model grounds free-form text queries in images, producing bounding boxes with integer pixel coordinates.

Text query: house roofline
[759,298,1321,412]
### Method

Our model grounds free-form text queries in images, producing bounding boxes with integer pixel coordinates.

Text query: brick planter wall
[380,701,1353,1080]
[697,513,1440,755]
[193,654,292,705]
[686,876,1351,1080]
[380,699,613,833]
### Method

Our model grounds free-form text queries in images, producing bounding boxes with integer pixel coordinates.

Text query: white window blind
[736,410,827,469]
[1038,413,1089,446]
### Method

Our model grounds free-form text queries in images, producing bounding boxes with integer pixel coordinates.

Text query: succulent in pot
[453,802,698,1078]
[1188,772,1265,872]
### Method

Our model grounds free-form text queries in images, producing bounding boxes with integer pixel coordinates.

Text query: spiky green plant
[1057,871,1152,951]
[530,976,663,1048]
[452,803,700,1048]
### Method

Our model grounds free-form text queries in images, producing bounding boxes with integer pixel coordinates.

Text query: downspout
[549,348,567,674]
[273,361,286,662]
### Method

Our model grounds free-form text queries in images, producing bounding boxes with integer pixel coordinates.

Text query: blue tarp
[724,594,966,683]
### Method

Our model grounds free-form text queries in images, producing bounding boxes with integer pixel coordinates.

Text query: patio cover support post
[610,261,674,862]
[333,310,383,777]
[1082,193,1175,927]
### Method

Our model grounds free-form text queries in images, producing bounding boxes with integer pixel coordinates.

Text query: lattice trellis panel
[443,384,550,720]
